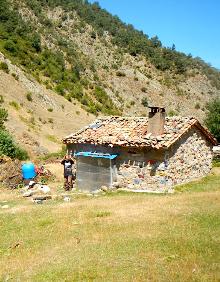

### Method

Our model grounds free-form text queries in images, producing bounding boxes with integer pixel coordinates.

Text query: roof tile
[63,116,217,148]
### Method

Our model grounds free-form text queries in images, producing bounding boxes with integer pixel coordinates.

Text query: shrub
[141,87,147,93]
[26,92,33,101]
[195,103,200,109]
[46,135,59,143]
[0,62,9,73]
[0,107,8,129]
[9,101,20,110]
[47,108,53,112]
[93,86,121,115]
[29,116,35,125]
[112,64,118,70]
[102,65,109,70]
[4,40,17,54]
[0,95,4,104]
[0,130,28,160]
[176,87,185,96]
[205,99,220,142]
[93,74,99,81]
[168,110,178,116]
[55,84,65,95]
[116,70,126,77]
[12,73,19,80]
[141,97,148,107]
[31,34,41,52]
[90,31,96,39]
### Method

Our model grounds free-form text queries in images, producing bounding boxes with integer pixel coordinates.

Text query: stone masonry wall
[166,128,213,186]
[114,148,169,192]
[114,128,213,192]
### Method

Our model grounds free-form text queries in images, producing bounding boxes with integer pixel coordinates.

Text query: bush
[176,87,185,96]
[116,71,126,77]
[26,92,33,101]
[195,103,200,109]
[0,62,9,73]
[55,84,65,95]
[4,40,17,54]
[9,101,20,110]
[141,87,147,93]
[12,73,19,80]
[90,31,96,39]
[31,34,41,52]
[0,130,28,160]
[0,108,8,129]
[205,99,220,142]
[47,108,53,112]
[168,110,178,116]
[141,97,148,107]
[0,95,4,104]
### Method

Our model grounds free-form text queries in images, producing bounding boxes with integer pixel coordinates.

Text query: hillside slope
[0,52,93,156]
[0,0,219,155]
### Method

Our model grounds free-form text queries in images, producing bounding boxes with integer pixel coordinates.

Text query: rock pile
[21,181,52,203]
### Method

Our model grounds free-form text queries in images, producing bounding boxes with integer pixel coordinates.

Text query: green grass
[9,101,20,111]
[46,134,61,144]
[175,173,220,193]
[38,145,66,161]
[213,159,220,167]
[0,172,219,281]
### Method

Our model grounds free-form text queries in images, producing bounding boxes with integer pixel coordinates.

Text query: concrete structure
[63,107,217,192]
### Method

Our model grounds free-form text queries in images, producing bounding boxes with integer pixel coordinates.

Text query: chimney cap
[148,106,165,113]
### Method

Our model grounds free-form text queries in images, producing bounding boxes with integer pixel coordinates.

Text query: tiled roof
[63,116,217,149]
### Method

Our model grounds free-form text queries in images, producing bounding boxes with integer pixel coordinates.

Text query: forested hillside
[0,0,219,154]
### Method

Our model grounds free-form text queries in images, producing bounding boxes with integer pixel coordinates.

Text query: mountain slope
[0,0,219,155]
[0,52,93,156]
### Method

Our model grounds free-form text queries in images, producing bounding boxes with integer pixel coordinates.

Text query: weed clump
[26,92,33,101]
[0,62,9,73]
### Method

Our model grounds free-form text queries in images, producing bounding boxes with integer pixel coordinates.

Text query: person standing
[61,155,75,191]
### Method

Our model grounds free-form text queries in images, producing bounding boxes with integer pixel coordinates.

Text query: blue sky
[89,0,220,69]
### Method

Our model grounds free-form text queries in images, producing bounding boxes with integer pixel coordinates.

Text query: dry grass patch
[0,173,219,281]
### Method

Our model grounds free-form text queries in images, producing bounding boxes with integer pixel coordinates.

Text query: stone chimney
[148,107,165,136]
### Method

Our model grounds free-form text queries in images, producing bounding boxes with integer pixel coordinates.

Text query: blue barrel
[21,163,36,179]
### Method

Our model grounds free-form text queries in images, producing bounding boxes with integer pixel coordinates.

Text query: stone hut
[63,107,217,192]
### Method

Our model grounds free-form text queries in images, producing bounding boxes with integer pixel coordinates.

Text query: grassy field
[0,170,220,281]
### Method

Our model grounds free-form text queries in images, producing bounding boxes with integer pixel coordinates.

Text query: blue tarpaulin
[74,152,118,160]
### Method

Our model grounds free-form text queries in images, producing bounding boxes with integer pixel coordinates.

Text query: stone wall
[166,127,213,186]
[114,147,168,192]
[115,128,213,191]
